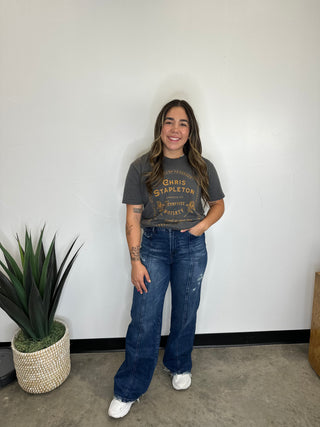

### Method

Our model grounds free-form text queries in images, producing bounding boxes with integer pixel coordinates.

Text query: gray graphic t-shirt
[122,153,224,230]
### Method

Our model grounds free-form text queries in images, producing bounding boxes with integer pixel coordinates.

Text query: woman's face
[160,106,190,158]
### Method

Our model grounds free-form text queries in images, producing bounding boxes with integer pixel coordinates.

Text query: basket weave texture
[11,321,71,394]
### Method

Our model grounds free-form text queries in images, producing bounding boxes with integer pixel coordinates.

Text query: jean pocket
[187,230,204,238]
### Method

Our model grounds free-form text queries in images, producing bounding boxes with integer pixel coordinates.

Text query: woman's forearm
[126,204,150,294]
[181,199,224,236]
[199,199,225,233]
[126,205,143,263]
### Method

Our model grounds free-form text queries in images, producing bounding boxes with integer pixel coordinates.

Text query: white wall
[1,0,320,341]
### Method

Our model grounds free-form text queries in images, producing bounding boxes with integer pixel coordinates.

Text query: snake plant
[0,227,81,340]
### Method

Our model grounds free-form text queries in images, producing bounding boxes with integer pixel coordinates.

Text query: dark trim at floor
[70,329,310,353]
[0,329,310,352]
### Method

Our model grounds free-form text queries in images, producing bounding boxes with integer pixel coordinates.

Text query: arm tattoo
[133,207,143,214]
[126,224,133,236]
[130,246,140,261]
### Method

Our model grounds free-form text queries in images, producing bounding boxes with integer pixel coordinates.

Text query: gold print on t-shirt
[156,201,165,212]
[150,169,200,222]
[153,176,195,198]
[186,201,195,213]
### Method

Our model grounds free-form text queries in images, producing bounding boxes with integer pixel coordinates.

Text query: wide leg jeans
[114,227,208,402]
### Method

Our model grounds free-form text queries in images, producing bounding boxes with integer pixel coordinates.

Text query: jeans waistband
[143,227,181,234]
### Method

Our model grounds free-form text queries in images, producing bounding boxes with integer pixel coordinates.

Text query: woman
[108,99,225,418]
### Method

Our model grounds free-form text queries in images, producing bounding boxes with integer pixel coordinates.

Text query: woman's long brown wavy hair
[145,99,210,203]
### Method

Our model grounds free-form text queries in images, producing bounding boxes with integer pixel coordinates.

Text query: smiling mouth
[168,137,180,142]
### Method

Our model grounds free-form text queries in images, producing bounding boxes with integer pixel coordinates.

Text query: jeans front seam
[178,234,194,372]
[122,264,150,400]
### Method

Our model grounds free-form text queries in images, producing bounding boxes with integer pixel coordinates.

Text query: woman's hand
[131,261,151,294]
[180,199,225,236]
[180,223,205,236]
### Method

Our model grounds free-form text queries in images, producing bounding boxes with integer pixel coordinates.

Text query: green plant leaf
[39,236,56,298]
[24,229,32,257]
[23,254,33,307]
[55,238,78,289]
[24,228,40,286]
[0,242,23,284]
[49,245,82,327]
[0,293,36,340]
[0,270,25,311]
[28,280,48,339]
[0,260,27,312]
[35,227,46,284]
[16,235,25,267]
[42,250,57,325]
[0,228,81,341]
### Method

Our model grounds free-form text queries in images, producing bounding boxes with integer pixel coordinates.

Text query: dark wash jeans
[114,227,208,402]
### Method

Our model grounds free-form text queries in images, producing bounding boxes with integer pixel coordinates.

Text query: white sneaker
[108,397,136,418]
[172,373,192,390]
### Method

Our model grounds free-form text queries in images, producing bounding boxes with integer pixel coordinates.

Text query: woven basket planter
[11,321,71,394]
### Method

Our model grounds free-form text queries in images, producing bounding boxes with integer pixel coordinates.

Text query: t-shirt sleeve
[206,159,225,202]
[122,161,144,205]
